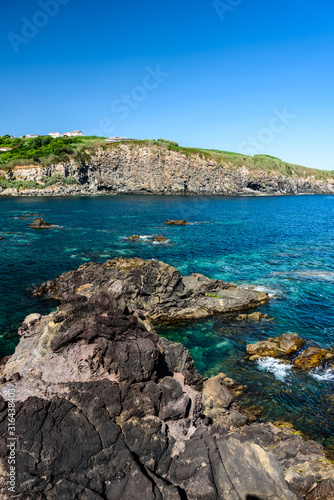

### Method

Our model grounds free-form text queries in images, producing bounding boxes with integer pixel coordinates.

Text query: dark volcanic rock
[32,257,270,322]
[29,217,54,229]
[1,260,333,499]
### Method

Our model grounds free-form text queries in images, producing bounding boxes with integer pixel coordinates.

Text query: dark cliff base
[1,258,333,499]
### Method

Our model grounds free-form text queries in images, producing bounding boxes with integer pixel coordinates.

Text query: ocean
[1,194,333,446]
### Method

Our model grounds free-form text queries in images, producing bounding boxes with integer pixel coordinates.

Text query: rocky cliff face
[2,145,334,196]
[1,258,334,499]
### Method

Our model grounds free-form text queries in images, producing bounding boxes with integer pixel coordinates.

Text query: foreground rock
[1,260,334,499]
[33,257,270,322]
[29,217,54,229]
[164,220,190,225]
[247,333,304,361]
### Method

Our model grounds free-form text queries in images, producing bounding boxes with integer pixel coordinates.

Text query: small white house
[0,147,12,152]
[63,132,72,137]
[49,132,62,138]
[72,130,83,137]
[25,134,39,138]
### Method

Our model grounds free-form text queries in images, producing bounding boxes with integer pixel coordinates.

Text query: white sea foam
[153,239,170,245]
[256,357,292,381]
[309,367,334,382]
[243,285,281,298]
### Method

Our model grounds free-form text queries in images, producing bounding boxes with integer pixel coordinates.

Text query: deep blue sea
[0,195,333,446]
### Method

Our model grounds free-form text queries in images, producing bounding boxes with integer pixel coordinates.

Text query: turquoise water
[0,195,334,446]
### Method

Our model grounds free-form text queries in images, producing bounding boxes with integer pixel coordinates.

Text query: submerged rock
[246,333,304,361]
[164,219,190,225]
[237,311,273,321]
[29,217,54,229]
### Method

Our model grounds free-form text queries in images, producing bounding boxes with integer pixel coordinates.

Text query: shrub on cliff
[157,138,179,147]
[43,174,78,187]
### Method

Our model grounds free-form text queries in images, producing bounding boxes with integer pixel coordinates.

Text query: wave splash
[257,357,292,381]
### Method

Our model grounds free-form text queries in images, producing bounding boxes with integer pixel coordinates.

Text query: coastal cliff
[1,144,334,196]
[1,258,334,499]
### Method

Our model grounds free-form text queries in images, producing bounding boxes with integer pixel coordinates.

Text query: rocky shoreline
[1,258,334,499]
[1,145,334,197]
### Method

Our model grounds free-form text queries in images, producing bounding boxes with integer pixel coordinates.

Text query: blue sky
[1,0,333,170]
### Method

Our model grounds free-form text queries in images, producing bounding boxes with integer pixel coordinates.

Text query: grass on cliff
[0,174,79,191]
[0,134,333,181]
[104,138,333,181]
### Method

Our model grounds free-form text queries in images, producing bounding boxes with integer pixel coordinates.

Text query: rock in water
[164,219,190,225]
[246,333,304,360]
[293,346,334,369]
[29,217,53,229]
[153,235,168,242]
[32,257,270,321]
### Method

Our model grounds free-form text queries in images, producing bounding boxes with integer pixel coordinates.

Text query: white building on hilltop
[48,131,83,138]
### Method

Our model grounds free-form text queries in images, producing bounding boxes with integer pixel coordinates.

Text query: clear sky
[1,0,333,170]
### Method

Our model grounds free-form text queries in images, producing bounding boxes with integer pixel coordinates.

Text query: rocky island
[1,258,334,499]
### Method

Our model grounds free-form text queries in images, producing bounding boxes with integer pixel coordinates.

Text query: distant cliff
[1,143,334,196]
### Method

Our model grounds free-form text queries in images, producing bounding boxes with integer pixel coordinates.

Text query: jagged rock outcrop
[1,144,334,196]
[32,257,270,322]
[1,259,333,499]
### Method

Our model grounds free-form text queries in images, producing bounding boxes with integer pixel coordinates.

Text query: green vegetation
[205,293,223,298]
[0,174,78,191]
[0,135,105,170]
[156,138,179,147]
[0,134,333,182]
[43,174,78,187]
[0,178,41,190]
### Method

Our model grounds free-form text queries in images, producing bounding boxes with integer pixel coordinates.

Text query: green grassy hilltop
[0,135,333,182]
